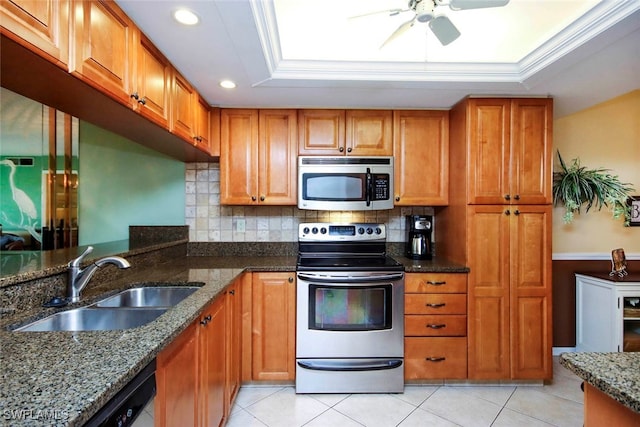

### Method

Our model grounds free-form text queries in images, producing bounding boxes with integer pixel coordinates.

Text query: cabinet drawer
[405,294,466,315]
[405,337,467,380]
[405,315,466,337]
[405,273,467,293]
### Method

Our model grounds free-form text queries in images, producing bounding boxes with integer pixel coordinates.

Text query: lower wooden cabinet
[404,273,468,380]
[200,296,226,427]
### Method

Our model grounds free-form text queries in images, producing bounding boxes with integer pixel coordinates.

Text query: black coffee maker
[405,215,433,260]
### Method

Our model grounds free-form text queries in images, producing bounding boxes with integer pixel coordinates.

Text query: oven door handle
[297,359,403,372]
[296,272,404,283]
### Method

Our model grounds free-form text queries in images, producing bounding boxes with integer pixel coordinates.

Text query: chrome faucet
[67,246,131,303]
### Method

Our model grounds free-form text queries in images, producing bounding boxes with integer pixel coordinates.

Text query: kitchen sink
[14,307,168,332]
[92,286,200,308]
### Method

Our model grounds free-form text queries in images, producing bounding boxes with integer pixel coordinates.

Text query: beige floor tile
[234,385,286,409]
[304,408,365,427]
[505,387,584,427]
[131,409,154,427]
[226,407,269,427]
[449,385,516,407]
[420,387,503,427]
[492,408,555,426]
[245,387,330,427]
[333,394,417,427]
[398,407,460,427]
[540,373,584,404]
[396,385,439,406]
[307,392,351,407]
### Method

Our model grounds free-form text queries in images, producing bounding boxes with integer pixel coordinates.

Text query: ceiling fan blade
[428,15,461,46]
[349,8,407,19]
[448,0,509,11]
[380,17,416,48]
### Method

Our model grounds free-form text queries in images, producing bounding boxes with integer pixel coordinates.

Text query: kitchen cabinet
[70,0,135,106]
[200,295,226,427]
[463,98,553,205]
[220,109,297,205]
[171,69,197,142]
[225,277,242,418]
[576,273,640,353]
[466,205,552,379]
[404,273,468,380]
[131,31,171,128]
[156,321,199,427]
[393,110,449,206]
[437,97,553,381]
[193,94,212,153]
[0,0,69,68]
[298,109,392,156]
[251,272,296,381]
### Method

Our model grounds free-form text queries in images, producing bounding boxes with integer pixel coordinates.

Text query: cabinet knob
[138,97,146,105]
[426,281,446,286]
[395,196,400,202]
[339,147,344,152]
[426,324,447,329]
[426,303,446,308]
[514,210,520,216]
[505,194,511,201]
[229,290,235,295]
[130,92,139,100]
[251,196,257,201]
[347,147,352,153]
[425,357,446,362]
[288,277,294,283]
[260,195,265,201]
[200,314,212,325]
[505,210,511,215]
[514,194,520,200]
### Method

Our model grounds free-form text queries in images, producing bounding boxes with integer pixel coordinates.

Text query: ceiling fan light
[449,0,510,11]
[429,15,461,46]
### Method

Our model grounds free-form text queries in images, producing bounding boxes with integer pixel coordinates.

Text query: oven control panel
[299,223,386,241]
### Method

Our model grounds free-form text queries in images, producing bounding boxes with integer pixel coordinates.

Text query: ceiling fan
[353,0,510,48]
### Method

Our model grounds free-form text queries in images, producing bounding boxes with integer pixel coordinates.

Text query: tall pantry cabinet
[436,98,553,380]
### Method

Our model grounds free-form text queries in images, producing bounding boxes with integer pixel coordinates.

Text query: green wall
[79,122,185,245]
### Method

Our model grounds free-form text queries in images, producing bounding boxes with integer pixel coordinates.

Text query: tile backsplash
[185,163,433,243]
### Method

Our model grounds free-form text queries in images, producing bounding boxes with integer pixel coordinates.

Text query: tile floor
[133,357,584,427]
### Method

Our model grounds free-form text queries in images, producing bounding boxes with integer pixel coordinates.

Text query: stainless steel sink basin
[92,286,200,308]
[14,307,167,332]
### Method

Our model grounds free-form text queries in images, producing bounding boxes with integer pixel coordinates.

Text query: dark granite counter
[560,352,640,414]
[0,253,466,426]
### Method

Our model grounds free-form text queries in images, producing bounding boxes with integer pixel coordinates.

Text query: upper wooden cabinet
[0,0,69,68]
[221,109,297,205]
[171,69,196,142]
[393,110,449,206]
[298,109,392,156]
[70,0,135,105]
[193,94,212,153]
[131,31,171,128]
[459,98,553,205]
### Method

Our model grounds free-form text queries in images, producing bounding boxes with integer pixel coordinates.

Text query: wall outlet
[236,218,246,232]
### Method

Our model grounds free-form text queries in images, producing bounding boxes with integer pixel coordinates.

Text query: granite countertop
[0,254,467,426]
[560,352,640,413]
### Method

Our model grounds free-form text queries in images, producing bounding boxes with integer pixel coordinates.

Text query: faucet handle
[69,246,94,268]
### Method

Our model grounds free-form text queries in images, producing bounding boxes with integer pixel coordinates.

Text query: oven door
[296,271,404,359]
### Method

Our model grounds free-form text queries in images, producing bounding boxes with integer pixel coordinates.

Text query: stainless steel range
[295,222,405,394]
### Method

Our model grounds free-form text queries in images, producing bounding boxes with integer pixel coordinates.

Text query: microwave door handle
[366,168,372,206]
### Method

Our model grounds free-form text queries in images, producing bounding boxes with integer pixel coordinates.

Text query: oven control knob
[312,227,318,234]
[320,227,327,234]
[303,227,310,234]
[358,227,365,234]
[375,227,382,234]
[366,227,373,234]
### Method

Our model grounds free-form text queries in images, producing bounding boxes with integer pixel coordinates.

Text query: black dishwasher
[84,360,156,427]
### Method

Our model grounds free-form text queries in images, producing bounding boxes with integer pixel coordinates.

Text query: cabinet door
[258,110,298,205]
[345,110,393,156]
[133,31,170,128]
[252,272,296,381]
[70,0,134,106]
[194,95,212,153]
[298,109,345,155]
[220,109,259,204]
[225,280,241,417]
[0,0,69,67]
[171,69,196,141]
[405,337,467,380]
[200,297,226,427]
[156,322,199,427]
[393,110,449,206]
[467,99,511,205]
[467,205,510,379]
[510,205,552,379]
[510,99,553,204]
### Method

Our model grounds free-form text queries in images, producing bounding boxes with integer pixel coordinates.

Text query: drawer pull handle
[426,357,446,362]
[426,303,446,308]
[426,281,446,286]
[427,324,446,329]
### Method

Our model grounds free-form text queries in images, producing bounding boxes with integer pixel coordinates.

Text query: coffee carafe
[405,215,433,260]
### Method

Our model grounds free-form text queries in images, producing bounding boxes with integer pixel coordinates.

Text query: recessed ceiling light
[174,8,199,26]
[219,80,236,89]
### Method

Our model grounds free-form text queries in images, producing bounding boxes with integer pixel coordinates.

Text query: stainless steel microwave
[297,156,394,211]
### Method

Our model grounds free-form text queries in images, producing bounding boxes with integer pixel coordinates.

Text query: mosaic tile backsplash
[185,163,434,243]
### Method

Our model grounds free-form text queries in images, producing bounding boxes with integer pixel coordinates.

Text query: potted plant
[553,151,635,226]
